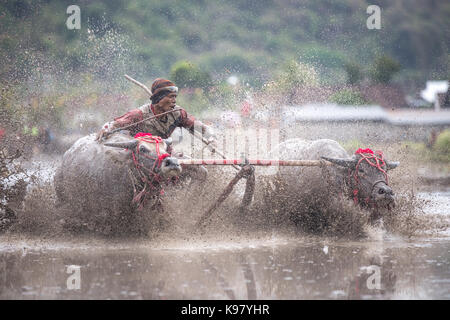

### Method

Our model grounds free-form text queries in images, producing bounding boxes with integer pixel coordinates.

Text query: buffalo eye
[139,145,147,153]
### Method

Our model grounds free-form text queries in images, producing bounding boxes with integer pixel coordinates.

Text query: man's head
[151,78,178,112]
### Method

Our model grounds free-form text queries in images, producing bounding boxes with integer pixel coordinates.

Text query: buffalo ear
[386,161,400,170]
[321,156,357,168]
[163,137,173,147]
[104,140,138,150]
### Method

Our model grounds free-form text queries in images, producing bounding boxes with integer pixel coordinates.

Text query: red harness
[349,148,388,206]
[130,133,171,210]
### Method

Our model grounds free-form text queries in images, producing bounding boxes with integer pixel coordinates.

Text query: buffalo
[254,139,399,231]
[54,132,182,235]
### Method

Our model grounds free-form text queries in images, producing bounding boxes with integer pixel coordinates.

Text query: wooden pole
[109,108,179,134]
[178,159,331,167]
[124,74,153,96]
[124,74,240,171]
[195,165,252,229]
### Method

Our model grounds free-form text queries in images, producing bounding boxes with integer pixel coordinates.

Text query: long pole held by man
[96,75,240,170]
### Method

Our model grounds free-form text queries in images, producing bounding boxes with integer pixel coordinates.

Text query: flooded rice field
[1,156,449,300]
[0,189,449,300]
[0,227,449,299]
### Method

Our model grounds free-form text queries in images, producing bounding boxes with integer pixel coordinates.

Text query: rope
[349,148,388,205]
[130,133,171,210]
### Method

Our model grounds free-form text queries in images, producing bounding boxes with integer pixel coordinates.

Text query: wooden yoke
[195,164,255,229]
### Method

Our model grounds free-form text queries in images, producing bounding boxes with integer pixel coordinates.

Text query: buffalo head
[104,137,182,179]
[321,152,399,210]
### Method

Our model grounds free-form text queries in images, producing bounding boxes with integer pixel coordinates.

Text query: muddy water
[1,156,449,299]
[0,190,449,300]
[0,234,449,300]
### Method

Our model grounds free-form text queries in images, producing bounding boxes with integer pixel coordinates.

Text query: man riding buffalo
[96,78,216,151]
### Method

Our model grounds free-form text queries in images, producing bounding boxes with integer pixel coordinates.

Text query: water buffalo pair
[54,132,399,234]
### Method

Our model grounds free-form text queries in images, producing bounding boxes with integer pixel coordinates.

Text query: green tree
[433,129,450,162]
[344,61,363,85]
[274,60,319,93]
[170,60,212,89]
[329,89,368,105]
[370,55,401,84]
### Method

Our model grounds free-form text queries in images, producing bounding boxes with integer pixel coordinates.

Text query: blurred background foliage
[170,61,212,89]
[0,0,448,89]
[329,88,368,105]
[0,0,449,135]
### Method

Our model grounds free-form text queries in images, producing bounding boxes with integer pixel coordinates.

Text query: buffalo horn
[321,156,357,168]
[385,161,400,170]
[104,140,138,149]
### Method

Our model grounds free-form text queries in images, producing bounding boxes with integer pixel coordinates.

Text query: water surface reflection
[1,237,449,299]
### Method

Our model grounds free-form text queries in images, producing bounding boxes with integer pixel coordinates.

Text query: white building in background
[420,80,448,112]
[281,103,450,126]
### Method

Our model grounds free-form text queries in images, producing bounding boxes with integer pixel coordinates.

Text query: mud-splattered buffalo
[256,139,399,227]
[54,132,182,235]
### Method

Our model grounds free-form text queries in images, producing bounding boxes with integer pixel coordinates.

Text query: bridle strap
[129,133,171,209]
[348,149,389,205]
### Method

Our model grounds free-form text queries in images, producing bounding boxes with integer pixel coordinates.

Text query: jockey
[96,78,216,151]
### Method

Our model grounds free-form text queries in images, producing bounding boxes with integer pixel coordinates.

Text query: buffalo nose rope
[130,133,172,210]
[350,148,388,205]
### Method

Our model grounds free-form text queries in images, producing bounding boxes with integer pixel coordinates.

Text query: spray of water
[1,22,447,242]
